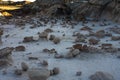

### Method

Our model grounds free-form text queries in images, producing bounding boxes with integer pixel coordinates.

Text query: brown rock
[15,46,25,51]
[95,30,105,38]
[0,47,14,58]
[101,44,112,50]
[80,26,92,31]
[44,28,53,33]
[89,38,100,45]
[53,37,61,44]
[73,44,82,50]
[23,36,33,42]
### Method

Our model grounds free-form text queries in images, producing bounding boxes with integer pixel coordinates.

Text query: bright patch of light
[2,0,35,2]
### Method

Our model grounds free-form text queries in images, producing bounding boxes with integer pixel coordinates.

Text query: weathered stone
[80,26,92,31]
[101,43,112,50]
[89,37,100,45]
[28,68,50,80]
[41,60,48,66]
[95,30,105,38]
[39,32,48,40]
[44,28,53,33]
[23,36,34,42]
[15,46,25,51]
[0,47,14,58]
[53,37,61,44]
[49,35,55,41]
[89,71,115,80]
[53,67,60,75]
[21,62,29,71]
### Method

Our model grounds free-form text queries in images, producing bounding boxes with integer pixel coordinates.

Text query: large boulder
[28,68,50,80]
[89,71,115,80]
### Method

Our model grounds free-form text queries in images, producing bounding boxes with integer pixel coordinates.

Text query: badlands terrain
[0,16,120,80]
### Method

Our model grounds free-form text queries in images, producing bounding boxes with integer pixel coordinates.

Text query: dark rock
[23,36,34,42]
[21,62,29,71]
[14,69,22,75]
[53,67,60,75]
[15,46,25,51]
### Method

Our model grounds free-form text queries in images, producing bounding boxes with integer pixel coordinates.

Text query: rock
[33,35,40,41]
[41,60,48,66]
[21,62,29,71]
[28,57,38,60]
[73,44,83,51]
[89,37,100,45]
[111,36,120,41]
[76,71,82,76]
[39,32,48,40]
[53,67,60,75]
[14,69,22,75]
[65,49,80,58]
[0,47,14,58]
[23,36,34,42]
[101,43,112,50]
[28,68,50,80]
[49,48,57,54]
[71,49,80,57]
[89,71,115,80]
[80,26,92,31]
[15,46,25,51]
[43,48,50,53]
[95,30,105,38]
[44,28,53,33]
[49,35,55,41]
[53,37,61,44]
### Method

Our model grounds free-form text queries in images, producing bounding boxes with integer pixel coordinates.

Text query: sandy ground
[0,19,120,80]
